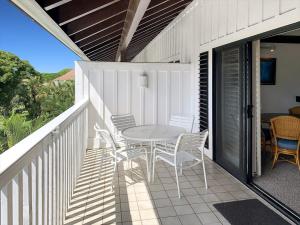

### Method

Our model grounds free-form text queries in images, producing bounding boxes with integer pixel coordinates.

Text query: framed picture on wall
[260,58,276,85]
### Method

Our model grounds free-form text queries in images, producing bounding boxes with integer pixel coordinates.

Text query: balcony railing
[0,99,89,225]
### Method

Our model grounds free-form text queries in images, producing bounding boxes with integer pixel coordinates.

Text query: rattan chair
[270,116,300,169]
[289,106,300,116]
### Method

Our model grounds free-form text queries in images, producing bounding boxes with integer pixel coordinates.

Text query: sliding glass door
[214,43,252,182]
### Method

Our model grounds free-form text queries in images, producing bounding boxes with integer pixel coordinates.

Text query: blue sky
[0,0,80,73]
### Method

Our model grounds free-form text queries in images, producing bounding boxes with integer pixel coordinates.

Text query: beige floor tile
[139,209,158,220]
[138,200,156,210]
[160,216,182,225]
[170,197,189,206]
[151,190,169,199]
[157,206,177,218]
[155,198,172,208]
[197,212,220,224]
[142,218,161,225]
[121,210,141,222]
[191,203,211,214]
[174,205,194,215]
[179,214,203,225]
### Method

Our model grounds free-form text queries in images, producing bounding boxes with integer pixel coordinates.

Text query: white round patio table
[121,124,185,182]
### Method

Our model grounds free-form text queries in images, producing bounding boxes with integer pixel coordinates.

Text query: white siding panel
[117,70,129,115]
[218,0,227,38]
[131,70,142,125]
[263,0,279,21]
[144,71,155,125]
[227,0,237,34]
[182,71,192,115]
[157,71,168,125]
[211,0,219,40]
[204,0,212,43]
[280,0,297,14]
[237,0,248,31]
[248,0,262,26]
[170,71,181,115]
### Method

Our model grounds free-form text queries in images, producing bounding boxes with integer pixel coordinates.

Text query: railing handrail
[0,98,89,185]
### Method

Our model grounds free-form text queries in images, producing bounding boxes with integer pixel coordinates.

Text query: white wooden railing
[0,99,89,225]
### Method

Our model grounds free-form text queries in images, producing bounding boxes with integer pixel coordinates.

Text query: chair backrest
[169,115,195,132]
[174,130,209,157]
[111,114,136,133]
[271,116,300,141]
[94,126,117,156]
[289,106,300,116]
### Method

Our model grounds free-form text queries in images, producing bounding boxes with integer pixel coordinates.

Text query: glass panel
[220,47,242,169]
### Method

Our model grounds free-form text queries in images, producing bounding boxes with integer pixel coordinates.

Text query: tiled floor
[63,148,292,225]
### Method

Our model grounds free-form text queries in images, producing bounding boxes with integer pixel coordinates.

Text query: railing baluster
[7,182,13,225]
[1,184,8,225]
[12,176,19,225]
[37,151,43,225]
[48,140,53,225]
[43,139,49,225]
[18,172,23,225]
[0,100,88,225]
[22,167,29,225]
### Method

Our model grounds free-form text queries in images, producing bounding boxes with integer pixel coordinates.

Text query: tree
[1,113,31,148]
[40,81,75,120]
[0,51,40,116]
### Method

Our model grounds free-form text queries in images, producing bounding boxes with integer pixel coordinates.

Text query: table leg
[148,141,153,182]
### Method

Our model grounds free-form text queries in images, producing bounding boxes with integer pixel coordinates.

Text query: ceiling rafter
[82,34,121,52]
[28,0,192,61]
[73,20,124,43]
[78,27,123,48]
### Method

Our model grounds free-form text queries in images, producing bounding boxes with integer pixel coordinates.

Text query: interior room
[253,30,300,215]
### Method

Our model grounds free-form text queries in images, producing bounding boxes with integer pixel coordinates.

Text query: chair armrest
[154,147,175,156]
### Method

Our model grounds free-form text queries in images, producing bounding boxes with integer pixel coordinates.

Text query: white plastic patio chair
[95,127,149,189]
[152,130,209,198]
[110,114,142,147]
[157,115,195,149]
[169,115,195,133]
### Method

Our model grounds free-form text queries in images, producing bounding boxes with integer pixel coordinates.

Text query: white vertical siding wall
[133,0,300,159]
[75,62,192,148]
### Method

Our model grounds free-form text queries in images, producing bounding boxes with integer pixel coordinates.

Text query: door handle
[247,105,253,118]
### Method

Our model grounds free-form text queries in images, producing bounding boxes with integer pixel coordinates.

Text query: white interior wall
[75,61,193,149]
[260,43,300,113]
[133,0,300,159]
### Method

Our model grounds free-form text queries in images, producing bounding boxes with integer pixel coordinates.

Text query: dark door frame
[212,21,300,224]
[213,42,253,183]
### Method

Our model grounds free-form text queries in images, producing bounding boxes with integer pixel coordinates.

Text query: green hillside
[41,68,71,81]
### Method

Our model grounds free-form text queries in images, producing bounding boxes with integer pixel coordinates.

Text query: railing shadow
[63,147,161,225]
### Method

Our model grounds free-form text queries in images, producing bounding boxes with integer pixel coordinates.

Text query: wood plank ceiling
[35,0,192,62]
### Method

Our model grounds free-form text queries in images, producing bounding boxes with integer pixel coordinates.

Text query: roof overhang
[11,0,192,62]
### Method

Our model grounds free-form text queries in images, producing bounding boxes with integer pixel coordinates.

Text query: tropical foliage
[0,51,74,153]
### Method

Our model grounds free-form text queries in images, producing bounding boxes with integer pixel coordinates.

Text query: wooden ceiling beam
[61,1,129,36]
[48,0,120,26]
[90,47,118,60]
[81,34,121,52]
[85,39,121,56]
[131,17,176,40]
[139,4,186,27]
[73,18,124,43]
[77,27,123,48]
[115,0,151,61]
